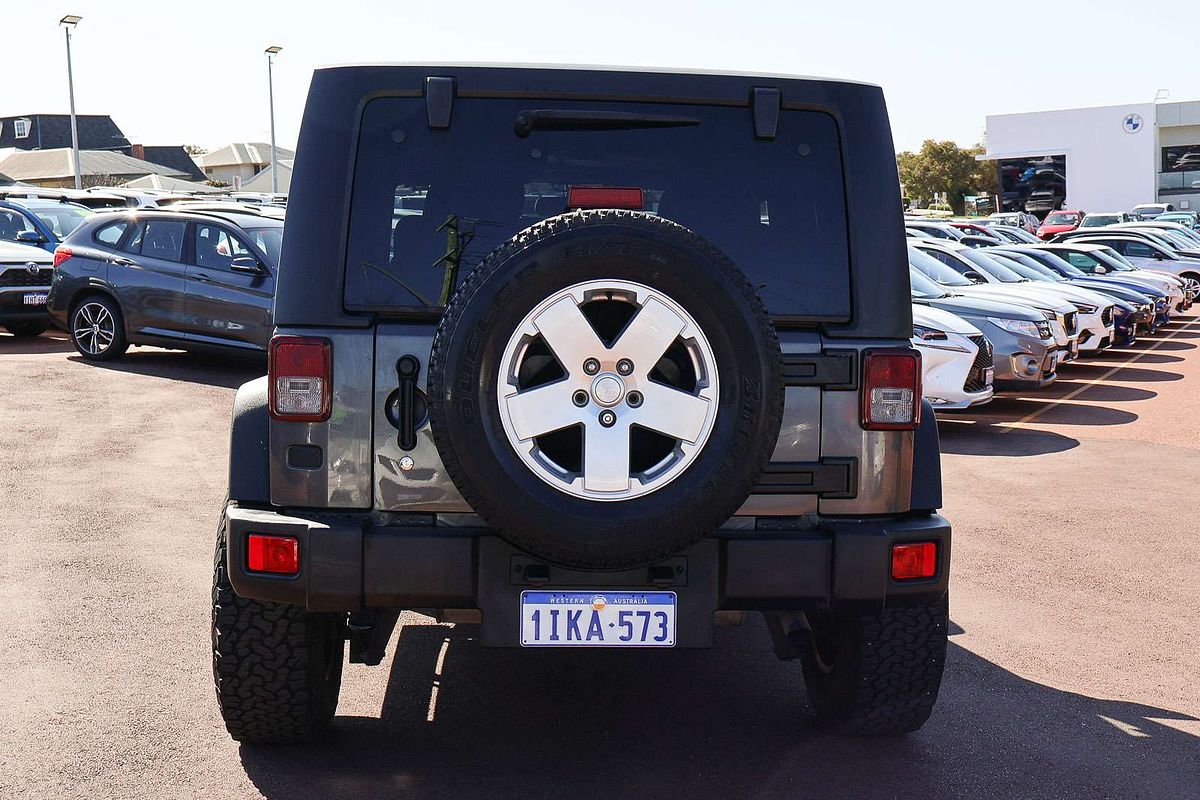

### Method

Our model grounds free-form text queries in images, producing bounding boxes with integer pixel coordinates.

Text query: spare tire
[428,210,782,568]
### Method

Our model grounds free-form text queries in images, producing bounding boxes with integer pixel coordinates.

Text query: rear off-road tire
[800,594,949,735]
[211,505,346,743]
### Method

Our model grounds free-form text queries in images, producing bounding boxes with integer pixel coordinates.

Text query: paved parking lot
[1,324,1198,799]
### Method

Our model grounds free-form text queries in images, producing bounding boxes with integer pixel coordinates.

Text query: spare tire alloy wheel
[429,210,783,569]
[498,280,718,500]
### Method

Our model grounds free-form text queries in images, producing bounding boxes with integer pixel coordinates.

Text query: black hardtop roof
[277,63,909,338]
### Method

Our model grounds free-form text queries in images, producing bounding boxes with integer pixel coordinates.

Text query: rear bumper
[224,503,951,647]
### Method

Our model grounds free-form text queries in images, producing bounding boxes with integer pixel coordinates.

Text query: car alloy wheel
[496,279,719,502]
[73,301,117,356]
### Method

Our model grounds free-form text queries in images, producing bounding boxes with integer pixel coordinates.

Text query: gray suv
[214,64,951,743]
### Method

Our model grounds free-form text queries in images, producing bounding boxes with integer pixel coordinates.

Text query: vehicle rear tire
[800,594,948,735]
[211,505,346,743]
[69,295,128,361]
[428,209,783,569]
[4,322,47,338]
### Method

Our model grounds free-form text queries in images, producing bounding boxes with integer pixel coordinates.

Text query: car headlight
[912,325,948,342]
[987,316,1043,338]
[1073,303,1098,314]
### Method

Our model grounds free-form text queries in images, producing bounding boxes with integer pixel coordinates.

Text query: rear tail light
[861,349,921,430]
[52,246,73,268]
[246,533,300,575]
[567,186,644,210]
[269,336,331,421]
[892,541,937,580]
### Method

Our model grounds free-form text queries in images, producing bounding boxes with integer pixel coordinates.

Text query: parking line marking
[1000,316,1200,433]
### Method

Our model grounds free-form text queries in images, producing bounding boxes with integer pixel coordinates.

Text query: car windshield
[909,247,972,286]
[29,205,93,240]
[997,255,1058,281]
[344,97,852,316]
[1034,250,1089,278]
[1044,212,1079,225]
[908,267,947,299]
[959,248,1026,282]
[1089,248,1136,271]
[1081,215,1116,227]
[245,226,283,267]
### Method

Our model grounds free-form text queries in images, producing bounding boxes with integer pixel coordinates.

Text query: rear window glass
[344,98,851,318]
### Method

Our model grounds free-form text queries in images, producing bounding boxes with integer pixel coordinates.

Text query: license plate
[984,367,994,387]
[23,293,47,306]
[520,590,676,647]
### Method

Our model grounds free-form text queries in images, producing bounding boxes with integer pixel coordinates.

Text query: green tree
[897,140,996,215]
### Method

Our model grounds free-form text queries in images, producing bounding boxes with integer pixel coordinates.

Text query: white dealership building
[979,99,1200,215]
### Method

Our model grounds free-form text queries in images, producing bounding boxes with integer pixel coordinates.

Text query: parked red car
[1037,210,1084,240]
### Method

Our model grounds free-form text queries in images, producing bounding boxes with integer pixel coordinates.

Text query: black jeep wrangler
[213,65,950,743]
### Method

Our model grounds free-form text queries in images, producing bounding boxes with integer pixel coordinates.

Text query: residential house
[0,113,203,182]
[196,142,296,187]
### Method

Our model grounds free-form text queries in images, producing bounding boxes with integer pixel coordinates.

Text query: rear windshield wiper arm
[514,109,701,138]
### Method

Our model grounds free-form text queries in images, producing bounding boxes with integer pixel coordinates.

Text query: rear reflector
[247,533,300,575]
[269,336,331,422]
[52,246,73,268]
[567,186,644,210]
[892,541,937,580]
[861,349,921,430]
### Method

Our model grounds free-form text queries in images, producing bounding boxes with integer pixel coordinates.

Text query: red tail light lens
[247,533,300,575]
[52,246,73,268]
[567,186,644,210]
[269,336,331,421]
[892,541,937,580]
[861,349,921,430]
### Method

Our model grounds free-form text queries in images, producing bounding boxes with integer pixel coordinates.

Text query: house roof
[121,174,224,193]
[239,159,293,193]
[138,146,206,181]
[0,148,189,181]
[0,114,130,152]
[196,142,296,168]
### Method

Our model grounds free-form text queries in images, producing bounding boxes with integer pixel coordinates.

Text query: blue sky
[8,1,1189,154]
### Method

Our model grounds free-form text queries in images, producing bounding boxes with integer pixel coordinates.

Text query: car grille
[1101,306,1113,326]
[963,335,994,393]
[0,265,53,288]
[1062,311,1079,336]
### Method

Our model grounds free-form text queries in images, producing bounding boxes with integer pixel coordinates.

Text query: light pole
[264,46,282,194]
[60,15,83,190]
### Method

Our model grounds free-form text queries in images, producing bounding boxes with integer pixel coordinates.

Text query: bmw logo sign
[1123,113,1144,134]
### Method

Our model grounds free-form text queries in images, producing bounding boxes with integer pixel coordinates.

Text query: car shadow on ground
[68,349,264,389]
[237,618,1198,800]
[936,420,1079,456]
[0,331,74,355]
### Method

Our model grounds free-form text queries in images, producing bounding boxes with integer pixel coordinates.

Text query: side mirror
[230,255,265,275]
[15,230,45,244]
[963,270,986,283]
[1094,265,1108,274]
[1153,251,1166,260]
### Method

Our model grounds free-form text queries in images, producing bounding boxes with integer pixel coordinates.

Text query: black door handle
[395,356,420,451]
[109,256,133,266]
[191,272,213,283]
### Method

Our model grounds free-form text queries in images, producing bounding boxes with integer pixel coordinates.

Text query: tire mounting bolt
[572,389,590,407]
[583,358,600,375]
[599,410,616,427]
[616,358,634,375]
[627,391,643,408]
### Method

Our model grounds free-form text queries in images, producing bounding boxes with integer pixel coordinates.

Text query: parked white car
[911,304,995,409]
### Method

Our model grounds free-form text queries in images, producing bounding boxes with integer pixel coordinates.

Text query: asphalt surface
[1,322,1198,799]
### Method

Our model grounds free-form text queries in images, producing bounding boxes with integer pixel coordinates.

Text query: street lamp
[60,15,83,190]
[264,46,282,194]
